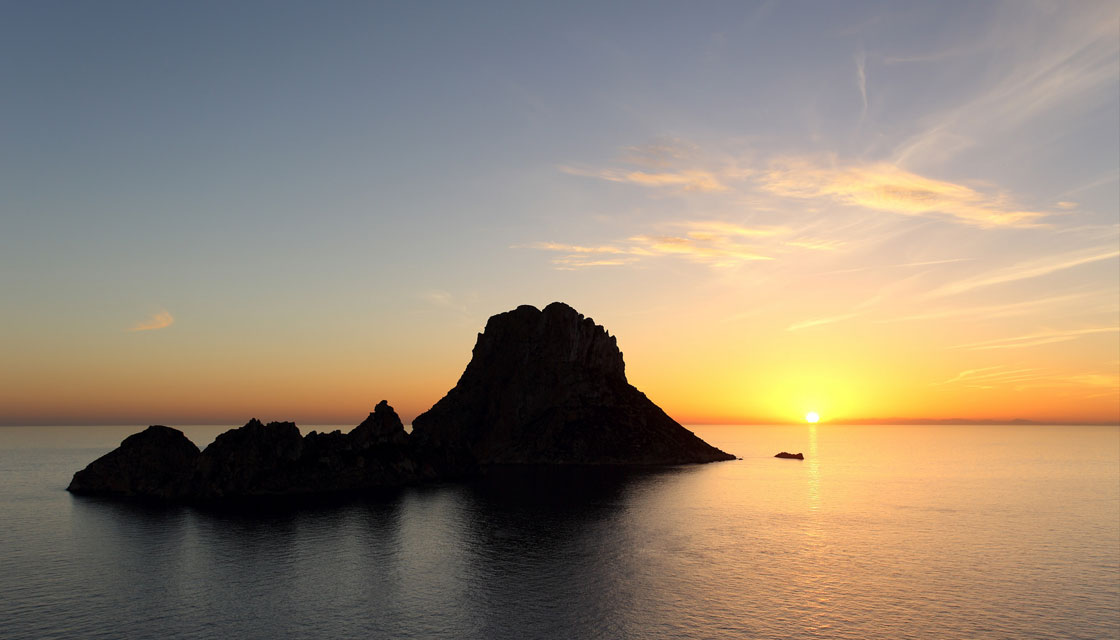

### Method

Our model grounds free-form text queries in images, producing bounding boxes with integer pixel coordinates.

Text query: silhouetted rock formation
[349,400,408,448]
[67,302,735,501]
[67,425,200,499]
[68,408,426,500]
[774,451,804,460]
[191,419,305,498]
[412,302,734,465]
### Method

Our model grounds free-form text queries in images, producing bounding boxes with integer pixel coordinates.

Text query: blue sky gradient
[2,1,1117,424]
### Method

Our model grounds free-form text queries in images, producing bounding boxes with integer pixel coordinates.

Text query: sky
[1,1,1117,426]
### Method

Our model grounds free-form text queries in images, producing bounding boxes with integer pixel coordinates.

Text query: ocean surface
[1,424,1117,639]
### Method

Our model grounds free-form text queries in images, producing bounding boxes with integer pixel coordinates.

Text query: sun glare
[805,411,820,423]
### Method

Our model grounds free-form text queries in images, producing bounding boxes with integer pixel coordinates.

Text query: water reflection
[51,426,1120,640]
[807,424,820,512]
[454,466,684,639]
[67,468,679,639]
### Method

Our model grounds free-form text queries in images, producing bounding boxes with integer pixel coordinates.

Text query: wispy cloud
[882,290,1113,323]
[760,158,1045,227]
[926,247,1120,298]
[129,310,174,332]
[786,313,858,332]
[527,242,631,255]
[521,221,786,269]
[934,364,1119,397]
[822,257,973,276]
[551,256,641,269]
[520,241,641,270]
[891,3,1120,167]
[565,149,1050,227]
[785,239,846,251]
[559,165,730,192]
[619,138,699,168]
[417,290,476,321]
[1061,171,1120,197]
[628,233,773,266]
[932,365,1030,387]
[950,327,1119,351]
[680,220,786,239]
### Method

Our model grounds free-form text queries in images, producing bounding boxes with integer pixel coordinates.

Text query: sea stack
[67,302,734,501]
[411,302,734,465]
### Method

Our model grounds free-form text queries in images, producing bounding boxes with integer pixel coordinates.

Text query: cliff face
[411,302,734,465]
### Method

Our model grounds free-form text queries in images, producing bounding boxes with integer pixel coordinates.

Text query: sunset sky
[2,2,1117,426]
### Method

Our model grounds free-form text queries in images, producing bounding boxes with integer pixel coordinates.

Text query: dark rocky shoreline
[68,303,735,502]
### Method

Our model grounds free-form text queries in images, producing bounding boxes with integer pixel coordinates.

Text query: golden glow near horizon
[0,3,1117,426]
[806,412,820,424]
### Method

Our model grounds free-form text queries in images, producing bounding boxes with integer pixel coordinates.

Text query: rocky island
[68,302,735,501]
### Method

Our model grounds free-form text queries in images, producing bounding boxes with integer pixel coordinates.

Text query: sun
[805,411,820,424]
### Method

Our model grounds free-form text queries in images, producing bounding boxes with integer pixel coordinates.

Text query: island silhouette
[68,302,735,500]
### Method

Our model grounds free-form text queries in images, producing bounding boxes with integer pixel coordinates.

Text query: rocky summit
[67,302,733,501]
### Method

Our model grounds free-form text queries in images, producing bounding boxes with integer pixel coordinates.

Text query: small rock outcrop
[349,400,408,448]
[411,302,734,465]
[67,425,200,499]
[774,451,804,460]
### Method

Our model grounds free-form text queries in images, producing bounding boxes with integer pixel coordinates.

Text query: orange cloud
[129,310,174,332]
[760,159,1045,227]
[525,242,631,255]
[628,234,773,266]
[560,165,729,192]
[522,222,785,269]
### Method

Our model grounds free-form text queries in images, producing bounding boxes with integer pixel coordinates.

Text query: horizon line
[2,417,1118,428]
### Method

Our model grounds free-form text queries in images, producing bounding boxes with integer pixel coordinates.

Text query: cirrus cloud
[759,159,1046,227]
[559,165,730,193]
[519,221,798,270]
[129,310,174,332]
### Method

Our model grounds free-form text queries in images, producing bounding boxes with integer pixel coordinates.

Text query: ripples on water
[1,424,1117,639]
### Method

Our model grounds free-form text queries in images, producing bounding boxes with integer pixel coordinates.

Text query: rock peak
[412,302,733,465]
[350,400,407,447]
[470,301,625,385]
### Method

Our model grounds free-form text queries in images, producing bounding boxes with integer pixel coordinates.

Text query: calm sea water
[1,424,1117,639]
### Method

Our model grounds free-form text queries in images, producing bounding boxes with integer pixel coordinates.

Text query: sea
[1,424,1117,639]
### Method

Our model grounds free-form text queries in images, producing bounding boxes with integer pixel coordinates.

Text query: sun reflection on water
[807,424,820,512]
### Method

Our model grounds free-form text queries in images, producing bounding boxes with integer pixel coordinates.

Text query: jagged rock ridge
[68,407,427,500]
